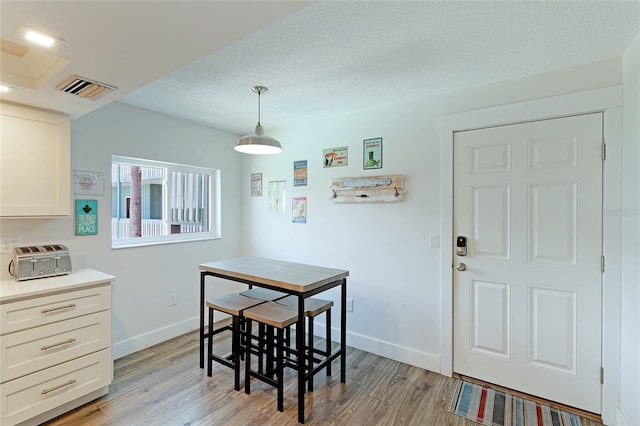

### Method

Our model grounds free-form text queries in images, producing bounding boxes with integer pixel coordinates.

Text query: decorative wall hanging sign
[73,170,105,196]
[330,175,405,203]
[293,160,308,186]
[292,197,307,223]
[323,146,348,167]
[363,138,382,169]
[251,173,263,196]
[268,180,287,213]
[75,199,98,235]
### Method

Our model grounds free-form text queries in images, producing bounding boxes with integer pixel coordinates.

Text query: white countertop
[0,269,115,303]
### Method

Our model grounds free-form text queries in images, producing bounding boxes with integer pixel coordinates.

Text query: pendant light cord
[257,89,261,125]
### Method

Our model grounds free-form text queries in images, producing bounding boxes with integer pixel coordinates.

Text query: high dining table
[198,257,349,423]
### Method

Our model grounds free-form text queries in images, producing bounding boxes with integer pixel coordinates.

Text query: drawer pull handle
[41,379,76,395]
[41,338,76,351]
[41,303,76,314]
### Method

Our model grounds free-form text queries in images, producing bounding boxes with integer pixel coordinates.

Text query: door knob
[456,263,467,271]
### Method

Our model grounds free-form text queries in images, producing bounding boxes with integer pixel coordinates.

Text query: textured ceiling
[2,1,639,137]
[121,0,640,135]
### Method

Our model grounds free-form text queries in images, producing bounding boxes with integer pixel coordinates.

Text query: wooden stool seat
[205,294,266,390]
[244,301,299,328]
[240,287,288,301]
[243,302,299,412]
[207,293,267,315]
[275,295,333,317]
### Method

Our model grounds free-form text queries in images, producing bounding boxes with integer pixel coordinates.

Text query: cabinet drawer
[0,285,111,334]
[0,348,111,426]
[1,311,111,383]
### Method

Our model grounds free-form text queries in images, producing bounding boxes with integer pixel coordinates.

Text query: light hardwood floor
[44,329,602,426]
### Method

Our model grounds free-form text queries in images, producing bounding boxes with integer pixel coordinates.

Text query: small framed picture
[75,199,98,235]
[323,146,348,168]
[363,138,382,169]
[251,173,263,196]
[293,160,307,186]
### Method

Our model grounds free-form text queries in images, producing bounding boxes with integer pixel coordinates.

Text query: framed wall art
[73,170,105,196]
[292,197,307,223]
[363,138,382,169]
[268,180,287,213]
[293,160,307,186]
[323,146,348,168]
[251,173,263,196]
[75,199,98,235]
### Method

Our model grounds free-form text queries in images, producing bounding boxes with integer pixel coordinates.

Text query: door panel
[471,278,511,358]
[529,182,577,264]
[472,185,511,259]
[453,113,603,413]
[529,286,576,374]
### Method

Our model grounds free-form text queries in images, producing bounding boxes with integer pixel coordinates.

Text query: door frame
[438,86,622,425]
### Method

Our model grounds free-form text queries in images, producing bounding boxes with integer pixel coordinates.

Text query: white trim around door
[438,86,623,425]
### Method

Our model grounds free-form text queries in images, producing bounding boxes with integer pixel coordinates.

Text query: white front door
[453,113,603,413]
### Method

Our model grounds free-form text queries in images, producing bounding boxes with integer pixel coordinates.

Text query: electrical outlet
[169,292,177,306]
[346,298,353,312]
[0,236,23,254]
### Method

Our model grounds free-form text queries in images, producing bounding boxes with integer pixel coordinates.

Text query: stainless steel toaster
[12,244,72,281]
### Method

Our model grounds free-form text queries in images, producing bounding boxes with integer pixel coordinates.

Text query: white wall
[619,32,640,426]
[0,102,245,358]
[239,57,624,372]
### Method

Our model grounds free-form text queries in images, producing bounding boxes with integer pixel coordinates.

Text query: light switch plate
[429,233,440,248]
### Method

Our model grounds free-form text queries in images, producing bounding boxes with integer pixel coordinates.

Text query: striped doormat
[449,380,582,426]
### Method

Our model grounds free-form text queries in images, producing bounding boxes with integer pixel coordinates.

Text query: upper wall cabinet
[0,102,71,217]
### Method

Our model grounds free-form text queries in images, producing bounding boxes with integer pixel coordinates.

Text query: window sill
[111,233,220,249]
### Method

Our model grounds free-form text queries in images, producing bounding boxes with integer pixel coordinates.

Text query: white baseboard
[113,316,199,359]
[114,318,441,376]
[314,323,441,373]
[616,407,630,426]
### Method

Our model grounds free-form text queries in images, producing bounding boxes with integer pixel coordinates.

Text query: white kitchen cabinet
[0,269,114,426]
[0,101,71,217]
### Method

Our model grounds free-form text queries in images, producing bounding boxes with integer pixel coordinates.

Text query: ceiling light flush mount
[235,85,283,155]
[16,25,62,48]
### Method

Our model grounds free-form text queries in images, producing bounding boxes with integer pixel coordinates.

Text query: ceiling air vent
[56,75,117,100]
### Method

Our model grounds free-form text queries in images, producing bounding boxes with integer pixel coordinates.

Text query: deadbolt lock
[456,236,467,256]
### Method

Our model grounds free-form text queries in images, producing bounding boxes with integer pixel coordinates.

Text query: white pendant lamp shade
[236,123,283,155]
[235,86,283,155]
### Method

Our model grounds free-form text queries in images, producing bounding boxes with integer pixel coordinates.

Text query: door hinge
[601,255,605,273]
[601,367,604,384]
[602,143,606,160]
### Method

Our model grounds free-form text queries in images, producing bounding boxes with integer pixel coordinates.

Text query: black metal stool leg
[308,316,314,392]
[207,306,214,377]
[244,317,253,395]
[232,315,241,390]
[326,308,332,376]
[277,328,285,412]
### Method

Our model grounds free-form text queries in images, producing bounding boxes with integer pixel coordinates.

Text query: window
[111,155,220,248]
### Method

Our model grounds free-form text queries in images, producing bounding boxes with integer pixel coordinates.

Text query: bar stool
[240,287,288,370]
[243,302,299,412]
[205,293,266,390]
[276,296,334,391]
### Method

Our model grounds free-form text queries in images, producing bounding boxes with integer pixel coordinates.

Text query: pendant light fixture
[235,85,283,155]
